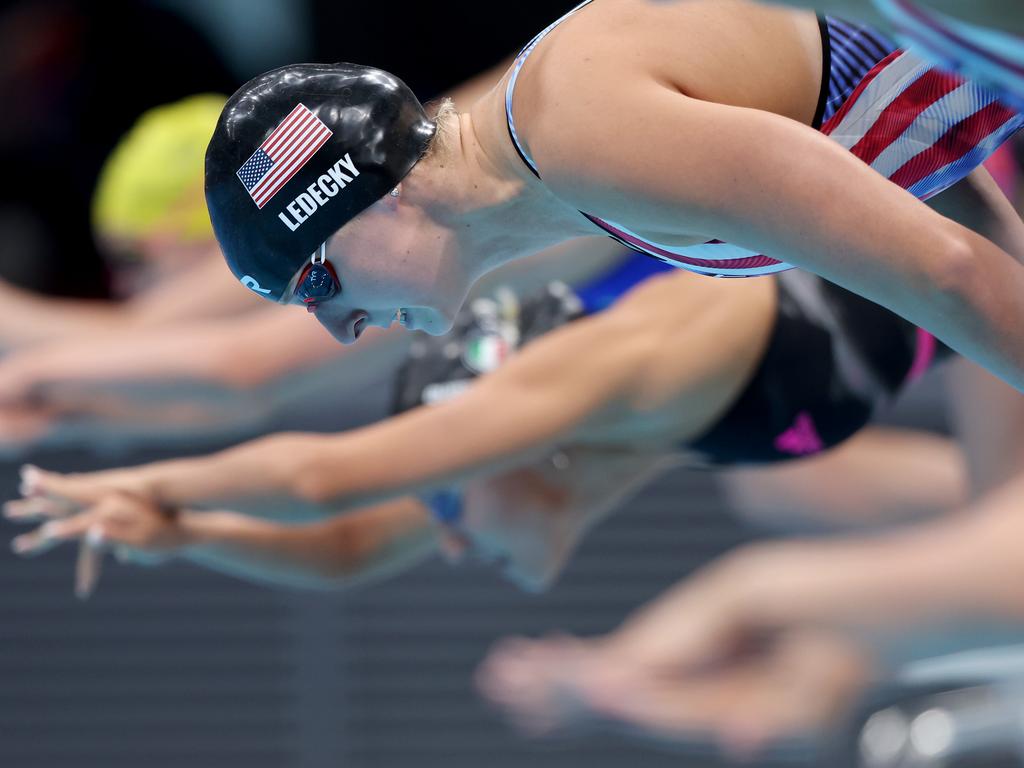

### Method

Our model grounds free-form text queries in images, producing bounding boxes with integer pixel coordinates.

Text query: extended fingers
[19,464,106,506]
[477,635,610,735]
[10,514,95,557]
[3,495,76,522]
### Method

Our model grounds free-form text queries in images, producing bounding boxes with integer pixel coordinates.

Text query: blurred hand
[477,542,879,756]
[6,490,185,599]
[477,625,872,759]
[11,463,152,512]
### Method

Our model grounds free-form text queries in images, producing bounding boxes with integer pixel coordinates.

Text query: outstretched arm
[12,283,653,510]
[178,499,436,589]
[474,472,1024,752]
[604,361,1024,665]
[9,492,436,594]
[549,84,1024,391]
[720,426,967,530]
[16,302,649,512]
[0,255,263,348]
[0,308,336,398]
[15,269,759,517]
[0,306,404,416]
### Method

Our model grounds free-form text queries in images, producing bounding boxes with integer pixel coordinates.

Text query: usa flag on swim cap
[236,103,332,209]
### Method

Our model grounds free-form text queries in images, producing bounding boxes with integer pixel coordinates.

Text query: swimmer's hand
[10,463,152,511]
[6,491,183,599]
[477,624,870,758]
[477,542,879,754]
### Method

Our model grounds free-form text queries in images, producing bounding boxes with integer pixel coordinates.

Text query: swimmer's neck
[404,92,594,282]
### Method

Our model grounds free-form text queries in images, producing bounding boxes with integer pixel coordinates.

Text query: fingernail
[11,537,29,554]
[86,526,104,547]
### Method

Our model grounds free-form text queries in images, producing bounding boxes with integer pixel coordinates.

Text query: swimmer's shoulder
[510,0,818,204]
[508,2,665,209]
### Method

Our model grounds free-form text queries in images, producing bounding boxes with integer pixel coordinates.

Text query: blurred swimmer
[0,95,265,349]
[0,93,345,445]
[4,255,1008,593]
[0,63,581,449]
[477,465,1024,756]
[205,0,1024,393]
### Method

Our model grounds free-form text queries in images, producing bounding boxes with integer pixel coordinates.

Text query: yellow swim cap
[92,93,226,246]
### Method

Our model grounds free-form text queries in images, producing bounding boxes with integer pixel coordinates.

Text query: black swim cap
[205,63,436,301]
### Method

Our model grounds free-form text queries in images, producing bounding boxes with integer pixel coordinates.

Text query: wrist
[719,540,889,632]
[174,509,226,552]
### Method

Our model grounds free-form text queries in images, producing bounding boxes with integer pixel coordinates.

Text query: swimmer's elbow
[291,468,337,506]
[310,528,376,586]
[263,434,336,505]
[923,231,982,309]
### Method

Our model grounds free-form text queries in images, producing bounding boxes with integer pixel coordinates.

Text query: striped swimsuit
[505,2,1024,278]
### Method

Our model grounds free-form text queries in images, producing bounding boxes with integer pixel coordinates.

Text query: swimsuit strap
[505,0,596,178]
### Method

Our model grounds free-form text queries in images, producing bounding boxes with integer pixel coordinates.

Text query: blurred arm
[943,358,1024,498]
[617,360,1024,647]
[20,303,651,510]
[605,471,1024,678]
[719,426,967,530]
[0,254,264,347]
[10,492,437,591]
[742,474,1024,631]
[0,306,384,397]
[25,271,758,516]
[176,498,436,589]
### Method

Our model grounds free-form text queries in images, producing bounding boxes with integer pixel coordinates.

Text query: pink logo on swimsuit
[774,411,824,456]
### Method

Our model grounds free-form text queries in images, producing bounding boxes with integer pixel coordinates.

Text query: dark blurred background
[0,0,579,301]
[0,2,1019,767]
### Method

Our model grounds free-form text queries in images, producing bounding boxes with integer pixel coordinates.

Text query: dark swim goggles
[294,243,341,312]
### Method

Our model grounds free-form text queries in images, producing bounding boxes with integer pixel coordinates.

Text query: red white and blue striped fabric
[586,48,1023,277]
[236,103,333,209]
[823,50,1021,200]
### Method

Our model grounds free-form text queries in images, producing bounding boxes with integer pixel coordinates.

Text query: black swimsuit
[396,255,950,466]
[689,269,950,465]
